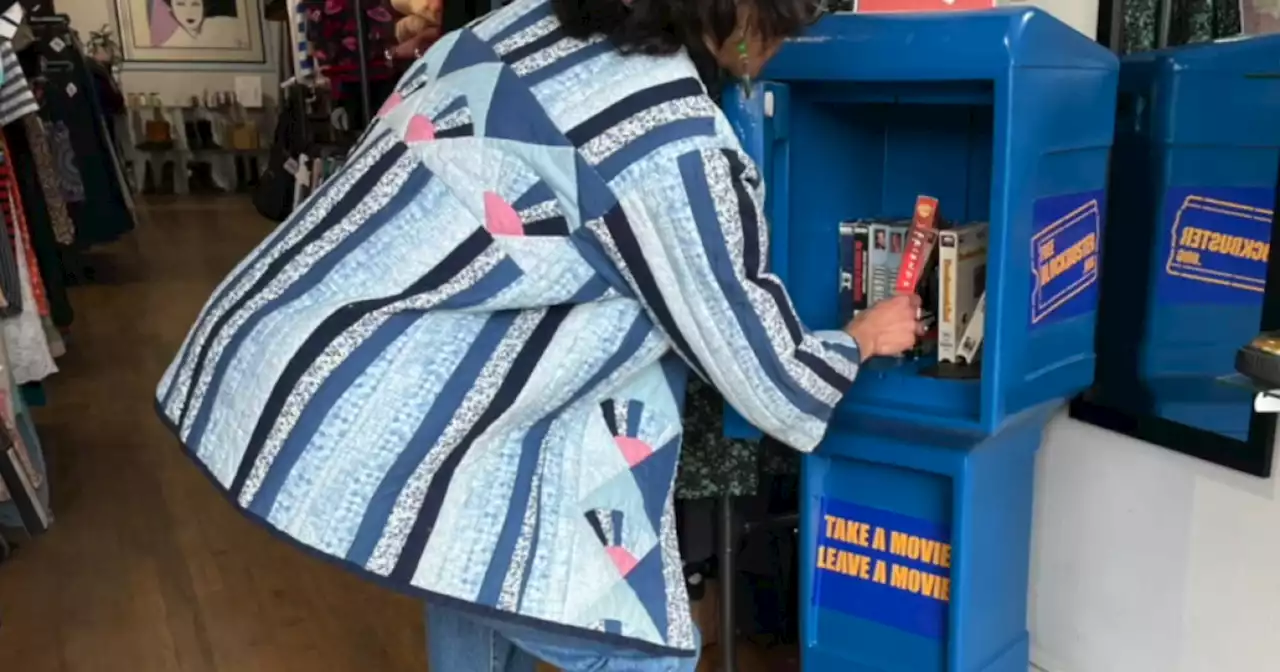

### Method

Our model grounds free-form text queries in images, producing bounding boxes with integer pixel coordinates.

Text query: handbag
[253,90,307,222]
[140,94,174,150]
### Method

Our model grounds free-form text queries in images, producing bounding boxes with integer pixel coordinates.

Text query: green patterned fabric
[675,377,798,500]
[1123,0,1241,52]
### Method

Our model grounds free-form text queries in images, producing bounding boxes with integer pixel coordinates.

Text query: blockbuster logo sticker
[1164,195,1271,294]
[1030,195,1102,327]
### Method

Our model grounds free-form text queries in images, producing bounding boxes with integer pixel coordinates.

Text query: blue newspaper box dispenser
[720,10,1118,672]
[1088,36,1280,445]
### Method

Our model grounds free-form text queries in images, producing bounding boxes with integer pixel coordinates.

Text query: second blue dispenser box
[721,9,1119,672]
[1095,36,1280,441]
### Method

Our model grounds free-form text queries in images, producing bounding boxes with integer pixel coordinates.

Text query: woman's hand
[389,0,443,59]
[844,294,924,362]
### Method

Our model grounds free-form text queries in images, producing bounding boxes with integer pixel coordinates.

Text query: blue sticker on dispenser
[1156,187,1274,305]
[1030,191,1104,328]
[812,498,951,640]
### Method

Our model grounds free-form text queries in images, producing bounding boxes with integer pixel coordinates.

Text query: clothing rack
[0,5,127,554]
[352,0,373,129]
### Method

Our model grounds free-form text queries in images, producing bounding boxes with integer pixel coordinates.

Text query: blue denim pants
[425,603,700,672]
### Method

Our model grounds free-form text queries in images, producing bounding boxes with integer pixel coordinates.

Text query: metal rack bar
[1096,0,1126,52]
[718,492,737,672]
[352,0,373,127]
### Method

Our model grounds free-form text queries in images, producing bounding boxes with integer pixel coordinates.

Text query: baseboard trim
[1030,644,1071,672]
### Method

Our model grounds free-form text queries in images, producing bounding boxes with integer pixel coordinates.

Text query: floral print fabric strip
[301,0,400,94]
[675,376,798,500]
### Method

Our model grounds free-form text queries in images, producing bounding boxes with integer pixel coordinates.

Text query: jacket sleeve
[598,147,861,452]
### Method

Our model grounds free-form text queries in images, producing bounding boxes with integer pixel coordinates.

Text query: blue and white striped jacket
[155,0,861,654]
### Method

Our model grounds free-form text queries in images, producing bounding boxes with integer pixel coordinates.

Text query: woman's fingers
[390,0,443,60]
[395,14,431,43]
[875,295,925,355]
[390,27,441,59]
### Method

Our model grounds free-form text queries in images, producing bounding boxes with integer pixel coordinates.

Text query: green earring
[737,40,753,98]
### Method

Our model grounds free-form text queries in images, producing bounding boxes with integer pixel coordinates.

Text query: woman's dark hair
[551,0,816,60]
[161,0,240,19]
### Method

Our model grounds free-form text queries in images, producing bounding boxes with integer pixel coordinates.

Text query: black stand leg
[719,491,736,672]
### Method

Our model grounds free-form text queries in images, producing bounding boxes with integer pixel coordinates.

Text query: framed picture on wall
[1241,0,1280,35]
[115,0,266,63]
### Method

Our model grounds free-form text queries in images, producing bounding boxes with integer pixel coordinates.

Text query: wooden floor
[0,196,795,672]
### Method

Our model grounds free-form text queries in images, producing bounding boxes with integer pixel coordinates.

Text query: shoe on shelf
[1236,331,1280,391]
[160,160,176,195]
[142,161,157,194]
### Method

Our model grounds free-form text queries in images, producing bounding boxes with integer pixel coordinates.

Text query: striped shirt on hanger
[0,41,38,126]
[0,2,22,42]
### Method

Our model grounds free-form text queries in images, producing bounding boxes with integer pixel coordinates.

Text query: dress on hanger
[1123,0,1241,52]
[1,43,73,328]
[0,332,50,528]
[0,153,20,316]
[28,22,134,246]
[0,178,56,385]
[675,377,798,500]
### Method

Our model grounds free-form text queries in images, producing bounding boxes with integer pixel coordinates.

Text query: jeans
[425,602,701,672]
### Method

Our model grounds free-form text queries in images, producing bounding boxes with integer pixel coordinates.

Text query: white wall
[59,0,281,106]
[1030,413,1280,672]
[60,0,1093,106]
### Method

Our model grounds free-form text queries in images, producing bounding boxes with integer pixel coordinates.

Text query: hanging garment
[155,0,861,654]
[28,22,134,247]
[0,42,37,124]
[4,121,72,328]
[289,0,318,82]
[677,378,759,498]
[0,157,21,318]
[0,414,42,503]
[0,40,71,326]
[254,90,310,222]
[1,187,56,384]
[0,2,23,42]
[5,173,50,319]
[674,377,800,500]
[1124,0,1242,52]
[300,0,399,96]
[83,54,136,218]
[10,23,33,53]
[46,121,85,204]
[0,332,51,530]
[88,60,124,126]
[23,117,74,246]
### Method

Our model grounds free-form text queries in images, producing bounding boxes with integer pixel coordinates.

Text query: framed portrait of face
[1241,0,1280,36]
[115,0,266,63]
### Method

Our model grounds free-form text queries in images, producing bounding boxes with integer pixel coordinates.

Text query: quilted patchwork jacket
[155,0,861,654]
